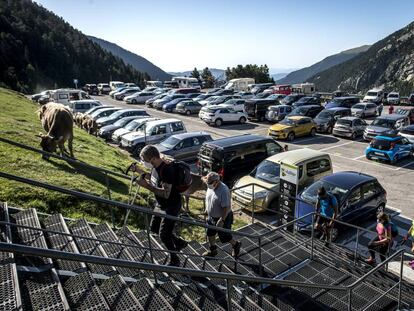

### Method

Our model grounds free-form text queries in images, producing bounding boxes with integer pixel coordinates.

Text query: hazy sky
[35,0,414,72]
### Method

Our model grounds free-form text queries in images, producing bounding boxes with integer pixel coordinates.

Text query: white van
[146,81,163,88]
[68,100,102,113]
[50,89,90,105]
[363,88,384,103]
[224,78,255,92]
[109,81,125,91]
[120,119,187,155]
[172,77,201,90]
[292,83,315,95]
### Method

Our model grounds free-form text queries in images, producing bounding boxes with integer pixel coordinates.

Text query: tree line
[0,0,150,94]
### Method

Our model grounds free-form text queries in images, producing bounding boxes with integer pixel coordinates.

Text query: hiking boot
[175,238,188,251]
[232,241,241,258]
[202,245,218,257]
[167,255,180,267]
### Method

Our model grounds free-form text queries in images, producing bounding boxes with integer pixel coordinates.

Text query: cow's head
[37,133,63,153]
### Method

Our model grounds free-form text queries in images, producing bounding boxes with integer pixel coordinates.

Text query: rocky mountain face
[88,36,172,82]
[277,45,370,85]
[309,22,414,94]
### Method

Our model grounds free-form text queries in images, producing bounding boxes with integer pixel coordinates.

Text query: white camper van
[224,78,255,92]
[292,83,316,95]
[109,81,125,91]
[171,77,201,90]
[50,89,90,105]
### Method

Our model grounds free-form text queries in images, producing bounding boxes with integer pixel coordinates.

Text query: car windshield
[255,93,269,98]
[107,111,125,119]
[114,118,131,126]
[336,119,352,126]
[160,136,181,149]
[296,97,311,103]
[300,180,349,204]
[280,95,296,104]
[352,104,365,109]
[250,160,280,184]
[371,118,394,128]
[396,109,408,115]
[280,118,295,125]
[367,92,378,96]
[317,110,333,119]
[125,120,143,131]
[267,94,279,100]
[388,94,398,98]
[291,107,308,115]
[371,138,394,150]
[91,109,111,118]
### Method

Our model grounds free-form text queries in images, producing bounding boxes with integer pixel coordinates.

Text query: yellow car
[268,116,317,141]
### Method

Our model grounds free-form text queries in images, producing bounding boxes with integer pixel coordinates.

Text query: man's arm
[136,175,172,199]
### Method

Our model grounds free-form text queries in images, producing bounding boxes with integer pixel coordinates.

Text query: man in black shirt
[135,145,188,266]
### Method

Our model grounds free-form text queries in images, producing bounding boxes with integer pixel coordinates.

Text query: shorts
[317,215,333,228]
[206,212,234,243]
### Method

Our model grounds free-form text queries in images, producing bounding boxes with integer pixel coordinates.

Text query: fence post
[226,279,232,311]
[258,236,263,276]
[353,228,360,266]
[144,213,157,284]
[104,172,115,229]
[310,213,315,260]
[251,184,255,224]
[398,251,403,309]
[348,288,353,311]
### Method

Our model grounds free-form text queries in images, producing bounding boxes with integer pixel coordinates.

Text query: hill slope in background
[169,68,226,80]
[309,22,414,93]
[88,36,172,82]
[277,45,371,85]
[0,0,149,93]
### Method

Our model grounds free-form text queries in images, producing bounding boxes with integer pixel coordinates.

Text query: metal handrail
[0,137,129,180]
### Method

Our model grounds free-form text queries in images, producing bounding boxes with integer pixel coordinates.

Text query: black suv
[82,84,98,95]
[287,105,324,119]
[244,98,279,121]
[198,135,283,187]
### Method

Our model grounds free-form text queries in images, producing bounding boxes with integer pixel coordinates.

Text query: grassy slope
[0,87,247,240]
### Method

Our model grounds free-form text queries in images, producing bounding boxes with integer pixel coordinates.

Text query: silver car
[333,117,367,139]
[400,125,414,144]
[351,102,378,118]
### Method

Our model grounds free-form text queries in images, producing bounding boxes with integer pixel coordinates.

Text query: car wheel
[133,144,144,158]
[215,118,223,127]
[391,154,398,164]
[132,99,137,104]
[288,132,295,141]
[239,116,246,124]
[361,113,365,118]
[351,132,357,140]
[310,128,316,137]
[259,116,265,122]
[186,110,191,115]
[326,126,332,134]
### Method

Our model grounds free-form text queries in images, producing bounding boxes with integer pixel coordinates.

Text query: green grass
[0,87,248,241]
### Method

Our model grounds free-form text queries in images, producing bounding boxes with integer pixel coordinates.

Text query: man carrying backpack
[315,187,338,246]
[135,145,188,266]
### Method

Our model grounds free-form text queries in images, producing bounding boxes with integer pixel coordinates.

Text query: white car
[363,89,384,103]
[124,91,156,104]
[198,96,220,106]
[218,99,246,112]
[111,117,160,143]
[399,125,414,144]
[387,92,400,105]
[97,83,111,94]
[198,105,248,127]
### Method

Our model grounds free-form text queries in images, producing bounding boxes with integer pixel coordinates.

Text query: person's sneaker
[202,246,218,257]
[365,258,376,266]
[175,238,188,251]
[232,241,241,258]
[167,256,180,267]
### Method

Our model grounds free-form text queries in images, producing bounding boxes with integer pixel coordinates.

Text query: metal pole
[258,236,263,276]
[310,213,315,260]
[144,213,157,284]
[104,172,115,229]
[398,251,403,309]
[226,279,232,311]
[353,228,359,266]
[251,184,255,224]
[347,288,352,311]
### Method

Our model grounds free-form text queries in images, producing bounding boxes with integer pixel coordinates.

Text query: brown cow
[37,103,74,157]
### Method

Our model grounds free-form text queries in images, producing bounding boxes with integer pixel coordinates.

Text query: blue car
[162,98,189,112]
[295,171,387,239]
[365,134,414,164]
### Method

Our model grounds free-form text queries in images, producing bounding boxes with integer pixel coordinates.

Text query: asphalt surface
[91,94,414,257]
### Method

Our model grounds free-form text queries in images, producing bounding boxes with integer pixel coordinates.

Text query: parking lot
[95,94,414,222]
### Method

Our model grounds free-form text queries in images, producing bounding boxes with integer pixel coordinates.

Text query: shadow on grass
[46,158,129,194]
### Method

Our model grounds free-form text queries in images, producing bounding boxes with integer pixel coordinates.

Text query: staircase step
[20,270,70,311]
[0,202,22,311]
[12,208,52,266]
[179,283,226,311]
[63,271,110,311]
[230,286,265,311]
[130,278,174,311]
[135,231,169,264]
[69,219,116,275]
[43,213,86,272]
[157,280,202,311]
[99,275,143,311]
[93,223,141,278]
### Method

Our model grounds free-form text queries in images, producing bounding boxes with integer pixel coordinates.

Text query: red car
[271,84,292,95]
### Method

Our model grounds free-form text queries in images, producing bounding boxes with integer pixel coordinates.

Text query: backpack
[388,222,399,238]
[161,160,192,193]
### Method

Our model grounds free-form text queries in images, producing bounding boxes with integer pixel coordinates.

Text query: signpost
[73,79,78,89]
[279,162,299,232]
